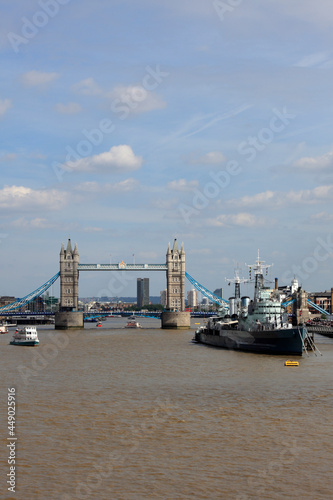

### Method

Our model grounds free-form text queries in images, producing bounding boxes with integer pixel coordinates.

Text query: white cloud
[0,99,12,117]
[108,85,166,114]
[292,151,333,171]
[151,198,179,210]
[75,178,140,193]
[64,145,143,173]
[207,213,270,227]
[72,77,102,96]
[289,185,333,203]
[294,52,330,68]
[167,179,199,191]
[55,102,82,114]
[227,185,333,209]
[21,71,59,86]
[12,217,57,229]
[310,211,333,222]
[0,152,16,161]
[113,178,140,191]
[227,190,275,207]
[72,79,166,114]
[186,151,226,165]
[0,186,68,212]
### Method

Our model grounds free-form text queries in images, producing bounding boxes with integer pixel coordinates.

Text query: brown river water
[1,317,333,500]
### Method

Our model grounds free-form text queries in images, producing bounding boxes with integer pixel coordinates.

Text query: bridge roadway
[78,263,167,271]
[1,311,217,319]
[84,311,216,318]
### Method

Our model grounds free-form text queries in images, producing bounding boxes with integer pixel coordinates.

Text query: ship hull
[10,340,39,346]
[194,326,306,355]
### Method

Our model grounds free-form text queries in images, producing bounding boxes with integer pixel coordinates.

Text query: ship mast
[247,250,273,304]
[225,266,247,299]
[226,265,247,315]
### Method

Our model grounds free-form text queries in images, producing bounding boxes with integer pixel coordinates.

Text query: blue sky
[1,0,333,299]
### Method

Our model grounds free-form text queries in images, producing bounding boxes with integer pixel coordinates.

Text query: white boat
[0,323,9,334]
[125,320,142,329]
[10,327,39,346]
[0,322,15,334]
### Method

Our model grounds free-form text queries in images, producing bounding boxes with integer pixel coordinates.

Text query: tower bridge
[56,235,190,329]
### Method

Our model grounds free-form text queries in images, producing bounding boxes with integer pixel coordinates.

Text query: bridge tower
[166,236,185,311]
[161,236,190,329]
[293,287,311,325]
[60,236,79,310]
[55,236,83,329]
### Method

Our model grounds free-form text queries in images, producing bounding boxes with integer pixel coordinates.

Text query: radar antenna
[246,250,273,303]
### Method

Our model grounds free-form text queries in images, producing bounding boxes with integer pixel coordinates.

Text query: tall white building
[187,289,197,308]
[291,278,299,294]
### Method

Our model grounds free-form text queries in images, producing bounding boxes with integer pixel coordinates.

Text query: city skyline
[1,1,333,297]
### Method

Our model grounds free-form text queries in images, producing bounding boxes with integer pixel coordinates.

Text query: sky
[1,0,333,299]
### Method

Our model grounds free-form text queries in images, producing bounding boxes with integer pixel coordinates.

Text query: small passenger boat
[0,323,9,334]
[10,327,39,346]
[125,320,142,329]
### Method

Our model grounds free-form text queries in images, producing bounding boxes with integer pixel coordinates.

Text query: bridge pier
[161,311,191,329]
[55,311,84,330]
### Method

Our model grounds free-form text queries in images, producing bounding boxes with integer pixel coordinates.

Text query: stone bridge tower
[55,236,83,329]
[293,287,311,325]
[162,236,190,329]
[166,236,185,311]
[60,236,79,310]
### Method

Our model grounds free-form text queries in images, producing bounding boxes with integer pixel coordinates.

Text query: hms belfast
[194,252,315,356]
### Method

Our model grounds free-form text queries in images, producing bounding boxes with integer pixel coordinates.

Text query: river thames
[1,317,333,500]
